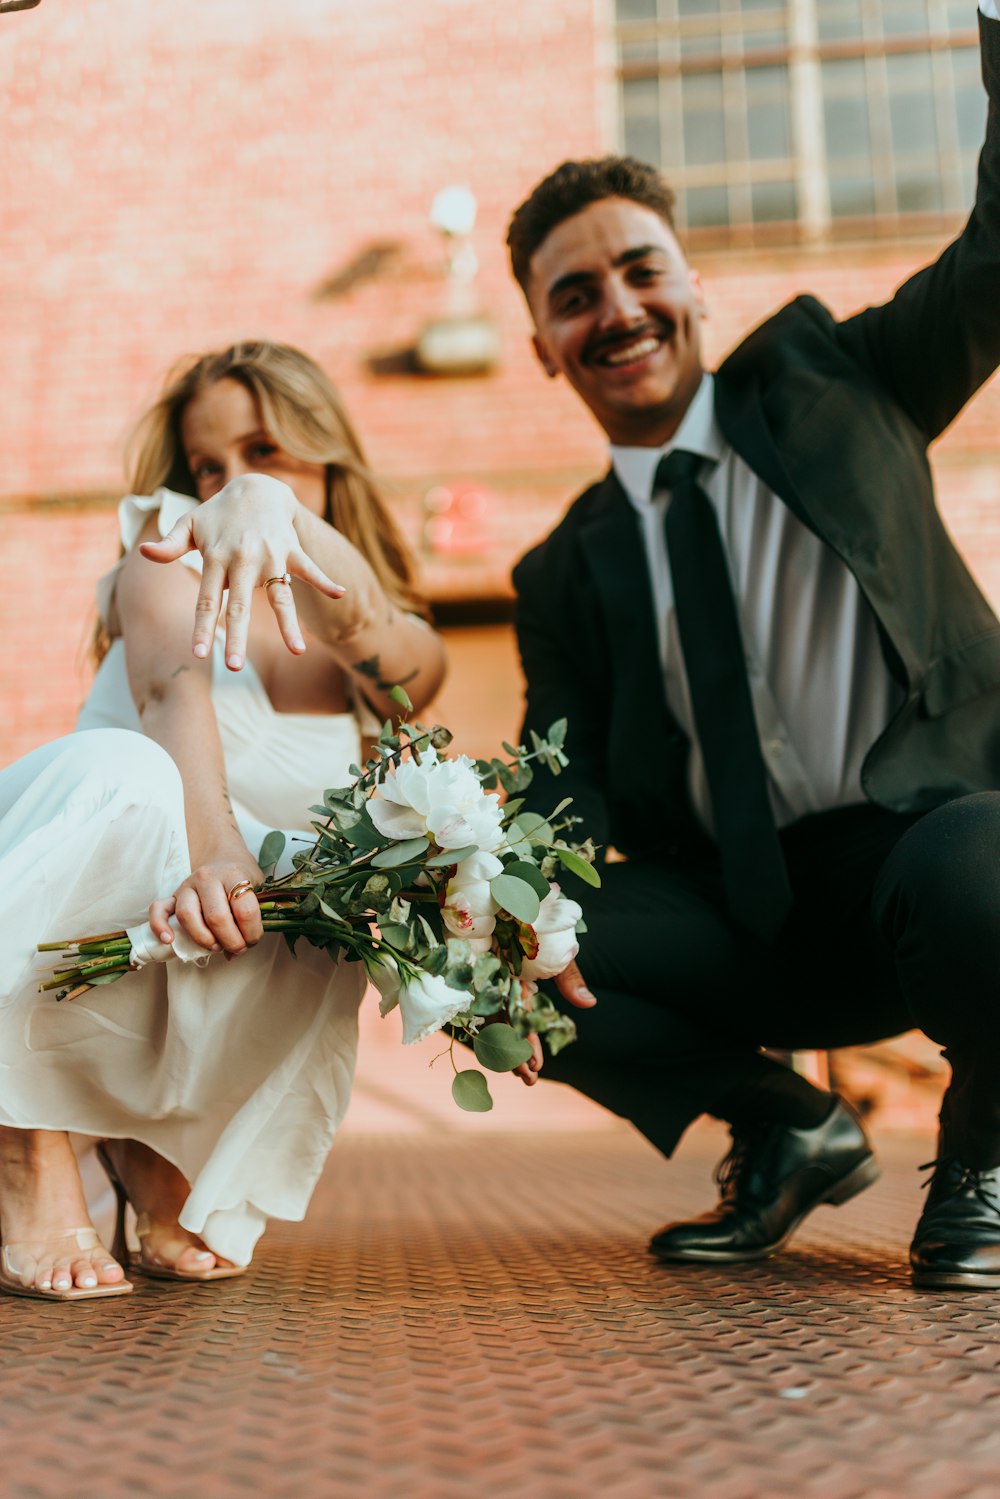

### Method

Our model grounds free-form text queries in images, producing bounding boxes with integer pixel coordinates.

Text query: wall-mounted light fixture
[413,186,500,377]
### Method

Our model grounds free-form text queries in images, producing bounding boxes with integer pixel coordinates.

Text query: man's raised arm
[838,2,1000,440]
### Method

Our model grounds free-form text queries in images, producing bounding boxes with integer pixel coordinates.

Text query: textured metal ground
[2,1125,998,1499]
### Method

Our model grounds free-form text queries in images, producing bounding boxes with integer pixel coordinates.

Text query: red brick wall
[2,0,999,766]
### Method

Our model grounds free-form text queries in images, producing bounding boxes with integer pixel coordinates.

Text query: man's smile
[586,321,674,371]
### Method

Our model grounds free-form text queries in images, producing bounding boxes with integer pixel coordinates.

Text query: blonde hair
[95,340,426,662]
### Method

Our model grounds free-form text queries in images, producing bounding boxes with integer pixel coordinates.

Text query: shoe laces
[715,1124,769,1199]
[919,1157,1000,1211]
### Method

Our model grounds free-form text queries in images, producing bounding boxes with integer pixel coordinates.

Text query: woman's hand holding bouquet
[39,689,600,1112]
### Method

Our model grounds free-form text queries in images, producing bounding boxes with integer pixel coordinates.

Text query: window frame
[616,0,983,248]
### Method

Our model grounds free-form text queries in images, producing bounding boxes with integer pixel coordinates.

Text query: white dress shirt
[612,373,905,833]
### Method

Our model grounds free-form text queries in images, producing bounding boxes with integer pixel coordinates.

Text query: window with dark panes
[616,0,986,245]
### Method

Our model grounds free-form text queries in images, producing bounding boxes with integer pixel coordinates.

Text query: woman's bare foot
[101,1139,237,1275]
[0,1128,127,1293]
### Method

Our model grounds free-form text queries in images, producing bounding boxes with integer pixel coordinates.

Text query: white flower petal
[398,973,470,1045]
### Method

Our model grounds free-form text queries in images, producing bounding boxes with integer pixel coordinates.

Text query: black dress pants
[541,793,1000,1165]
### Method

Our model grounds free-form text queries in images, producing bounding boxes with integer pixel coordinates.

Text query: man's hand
[139,475,345,671]
[512,960,597,1085]
[554,959,598,1011]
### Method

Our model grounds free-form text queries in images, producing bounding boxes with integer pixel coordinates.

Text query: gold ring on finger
[262,572,292,594]
[227,880,254,905]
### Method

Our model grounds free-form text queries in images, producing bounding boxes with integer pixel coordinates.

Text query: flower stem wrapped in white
[370,956,470,1045]
[519,884,583,982]
[367,747,504,852]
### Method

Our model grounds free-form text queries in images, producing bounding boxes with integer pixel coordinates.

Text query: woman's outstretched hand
[138,475,345,671]
[149,851,265,958]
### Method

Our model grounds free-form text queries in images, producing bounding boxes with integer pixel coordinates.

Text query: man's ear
[689,267,709,320]
[532,333,559,379]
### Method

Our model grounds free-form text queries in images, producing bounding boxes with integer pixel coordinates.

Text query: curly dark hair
[507,156,677,297]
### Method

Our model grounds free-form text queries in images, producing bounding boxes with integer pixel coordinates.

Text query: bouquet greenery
[39,688,600,1111]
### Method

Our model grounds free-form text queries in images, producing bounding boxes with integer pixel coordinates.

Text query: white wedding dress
[0,490,369,1265]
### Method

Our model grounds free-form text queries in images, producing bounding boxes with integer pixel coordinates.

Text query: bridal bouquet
[39,688,600,1111]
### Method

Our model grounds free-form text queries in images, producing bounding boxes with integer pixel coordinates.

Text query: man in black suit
[508,3,1000,1289]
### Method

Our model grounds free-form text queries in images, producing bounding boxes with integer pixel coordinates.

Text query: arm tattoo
[170,664,190,679]
[353,654,419,692]
[220,773,241,838]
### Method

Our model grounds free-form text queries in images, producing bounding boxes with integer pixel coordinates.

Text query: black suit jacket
[513,12,1000,865]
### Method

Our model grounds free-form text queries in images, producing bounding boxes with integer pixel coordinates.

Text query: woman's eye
[193,460,220,480]
[247,442,279,463]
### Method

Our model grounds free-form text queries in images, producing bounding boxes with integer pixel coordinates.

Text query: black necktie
[658,449,792,941]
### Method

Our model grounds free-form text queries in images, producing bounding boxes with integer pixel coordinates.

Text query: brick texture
[2,0,999,770]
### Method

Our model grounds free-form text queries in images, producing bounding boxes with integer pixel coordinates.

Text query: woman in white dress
[0,341,445,1299]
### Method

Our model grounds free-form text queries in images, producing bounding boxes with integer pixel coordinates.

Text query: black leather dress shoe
[910,1157,1000,1290]
[649,1096,879,1263]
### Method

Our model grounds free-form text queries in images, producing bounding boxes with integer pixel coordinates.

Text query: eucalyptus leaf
[492,759,518,794]
[473,1023,535,1072]
[475,759,498,790]
[257,830,286,872]
[555,847,602,888]
[515,813,552,840]
[423,945,448,976]
[472,952,502,987]
[546,718,568,748]
[452,1070,493,1112]
[378,922,412,948]
[489,873,541,925]
[502,860,550,900]
[470,992,504,1017]
[371,837,430,868]
[389,685,414,711]
[424,844,479,868]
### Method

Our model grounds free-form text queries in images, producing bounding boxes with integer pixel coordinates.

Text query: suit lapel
[714,374,815,534]
[714,369,910,686]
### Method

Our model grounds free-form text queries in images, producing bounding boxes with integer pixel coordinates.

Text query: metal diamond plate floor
[2,1124,998,1499]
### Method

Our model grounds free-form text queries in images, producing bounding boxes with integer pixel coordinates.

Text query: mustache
[584,318,674,362]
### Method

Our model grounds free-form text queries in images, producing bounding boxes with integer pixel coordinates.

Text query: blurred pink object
[421,483,494,556]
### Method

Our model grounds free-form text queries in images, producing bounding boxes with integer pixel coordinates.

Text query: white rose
[371,957,470,1044]
[441,850,502,944]
[519,884,583,982]
[368,747,504,852]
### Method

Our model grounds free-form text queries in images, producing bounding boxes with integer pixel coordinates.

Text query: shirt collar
[610,372,723,511]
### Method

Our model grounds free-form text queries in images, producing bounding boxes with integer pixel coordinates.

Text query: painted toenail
[193,1251,213,1262]
[81,1275,97,1287]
